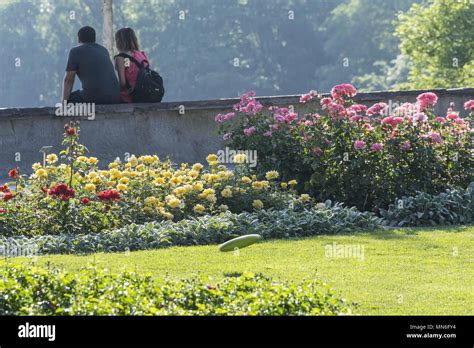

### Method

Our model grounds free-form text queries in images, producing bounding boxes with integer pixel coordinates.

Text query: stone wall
[0,87,473,180]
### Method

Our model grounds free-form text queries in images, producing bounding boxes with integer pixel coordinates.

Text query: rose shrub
[0,124,311,237]
[217,85,473,211]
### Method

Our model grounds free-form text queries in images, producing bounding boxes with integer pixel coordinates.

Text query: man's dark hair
[78,26,96,43]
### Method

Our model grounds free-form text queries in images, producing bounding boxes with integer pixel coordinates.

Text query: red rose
[0,185,10,193]
[8,169,18,179]
[49,183,75,200]
[3,192,13,202]
[0,208,6,213]
[98,189,121,202]
[64,124,76,136]
[81,197,91,205]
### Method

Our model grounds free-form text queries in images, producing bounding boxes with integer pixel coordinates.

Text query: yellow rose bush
[0,123,310,237]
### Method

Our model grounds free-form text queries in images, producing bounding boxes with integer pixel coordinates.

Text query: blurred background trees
[396,0,474,89]
[0,0,472,107]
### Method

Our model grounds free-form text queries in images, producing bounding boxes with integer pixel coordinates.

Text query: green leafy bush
[0,205,382,255]
[0,263,353,316]
[380,183,474,226]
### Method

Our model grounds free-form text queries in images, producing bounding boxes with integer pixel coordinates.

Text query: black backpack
[115,53,165,103]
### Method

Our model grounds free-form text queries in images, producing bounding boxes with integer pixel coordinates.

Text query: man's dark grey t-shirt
[66,43,120,104]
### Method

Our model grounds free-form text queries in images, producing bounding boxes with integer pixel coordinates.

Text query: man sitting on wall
[62,26,120,104]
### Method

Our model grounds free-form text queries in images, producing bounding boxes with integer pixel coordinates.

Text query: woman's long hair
[115,27,140,52]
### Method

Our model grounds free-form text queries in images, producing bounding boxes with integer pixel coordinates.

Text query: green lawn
[5,226,474,315]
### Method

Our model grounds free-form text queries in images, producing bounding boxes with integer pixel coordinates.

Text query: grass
[3,226,473,315]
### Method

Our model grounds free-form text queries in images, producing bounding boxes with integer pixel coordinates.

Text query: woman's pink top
[120,50,150,103]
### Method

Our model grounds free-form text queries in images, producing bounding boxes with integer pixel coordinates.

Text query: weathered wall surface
[0,88,473,180]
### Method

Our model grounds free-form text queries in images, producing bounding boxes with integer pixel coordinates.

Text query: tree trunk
[102,0,114,58]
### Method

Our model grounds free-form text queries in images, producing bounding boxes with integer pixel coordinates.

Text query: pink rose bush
[215,112,236,123]
[370,143,383,152]
[416,92,438,111]
[354,140,366,150]
[244,126,256,136]
[217,84,473,211]
[464,100,474,110]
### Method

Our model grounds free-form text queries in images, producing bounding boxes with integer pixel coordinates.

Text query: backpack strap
[115,53,148,69]
[114,53,148,90]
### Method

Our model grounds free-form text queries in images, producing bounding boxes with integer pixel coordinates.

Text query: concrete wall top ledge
[0,87,473,120]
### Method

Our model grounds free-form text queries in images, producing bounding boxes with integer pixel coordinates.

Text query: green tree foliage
[321,0,419,91]
[395,0,474,89]
[1,0,468,107]
[0,0,103,107]
[118,0,341,101]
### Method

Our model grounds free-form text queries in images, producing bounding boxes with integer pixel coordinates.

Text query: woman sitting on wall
[114,27,164,103]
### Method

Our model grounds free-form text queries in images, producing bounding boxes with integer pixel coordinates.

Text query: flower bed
[1,91,472,239]
[0,204,382,255]
[217,85,474,212]
[0,263,352,315]
[0,123,310,237]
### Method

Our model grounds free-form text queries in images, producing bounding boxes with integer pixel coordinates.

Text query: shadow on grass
[223,272,243,278]
[358,224,473,240]
[259,225,473,245]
